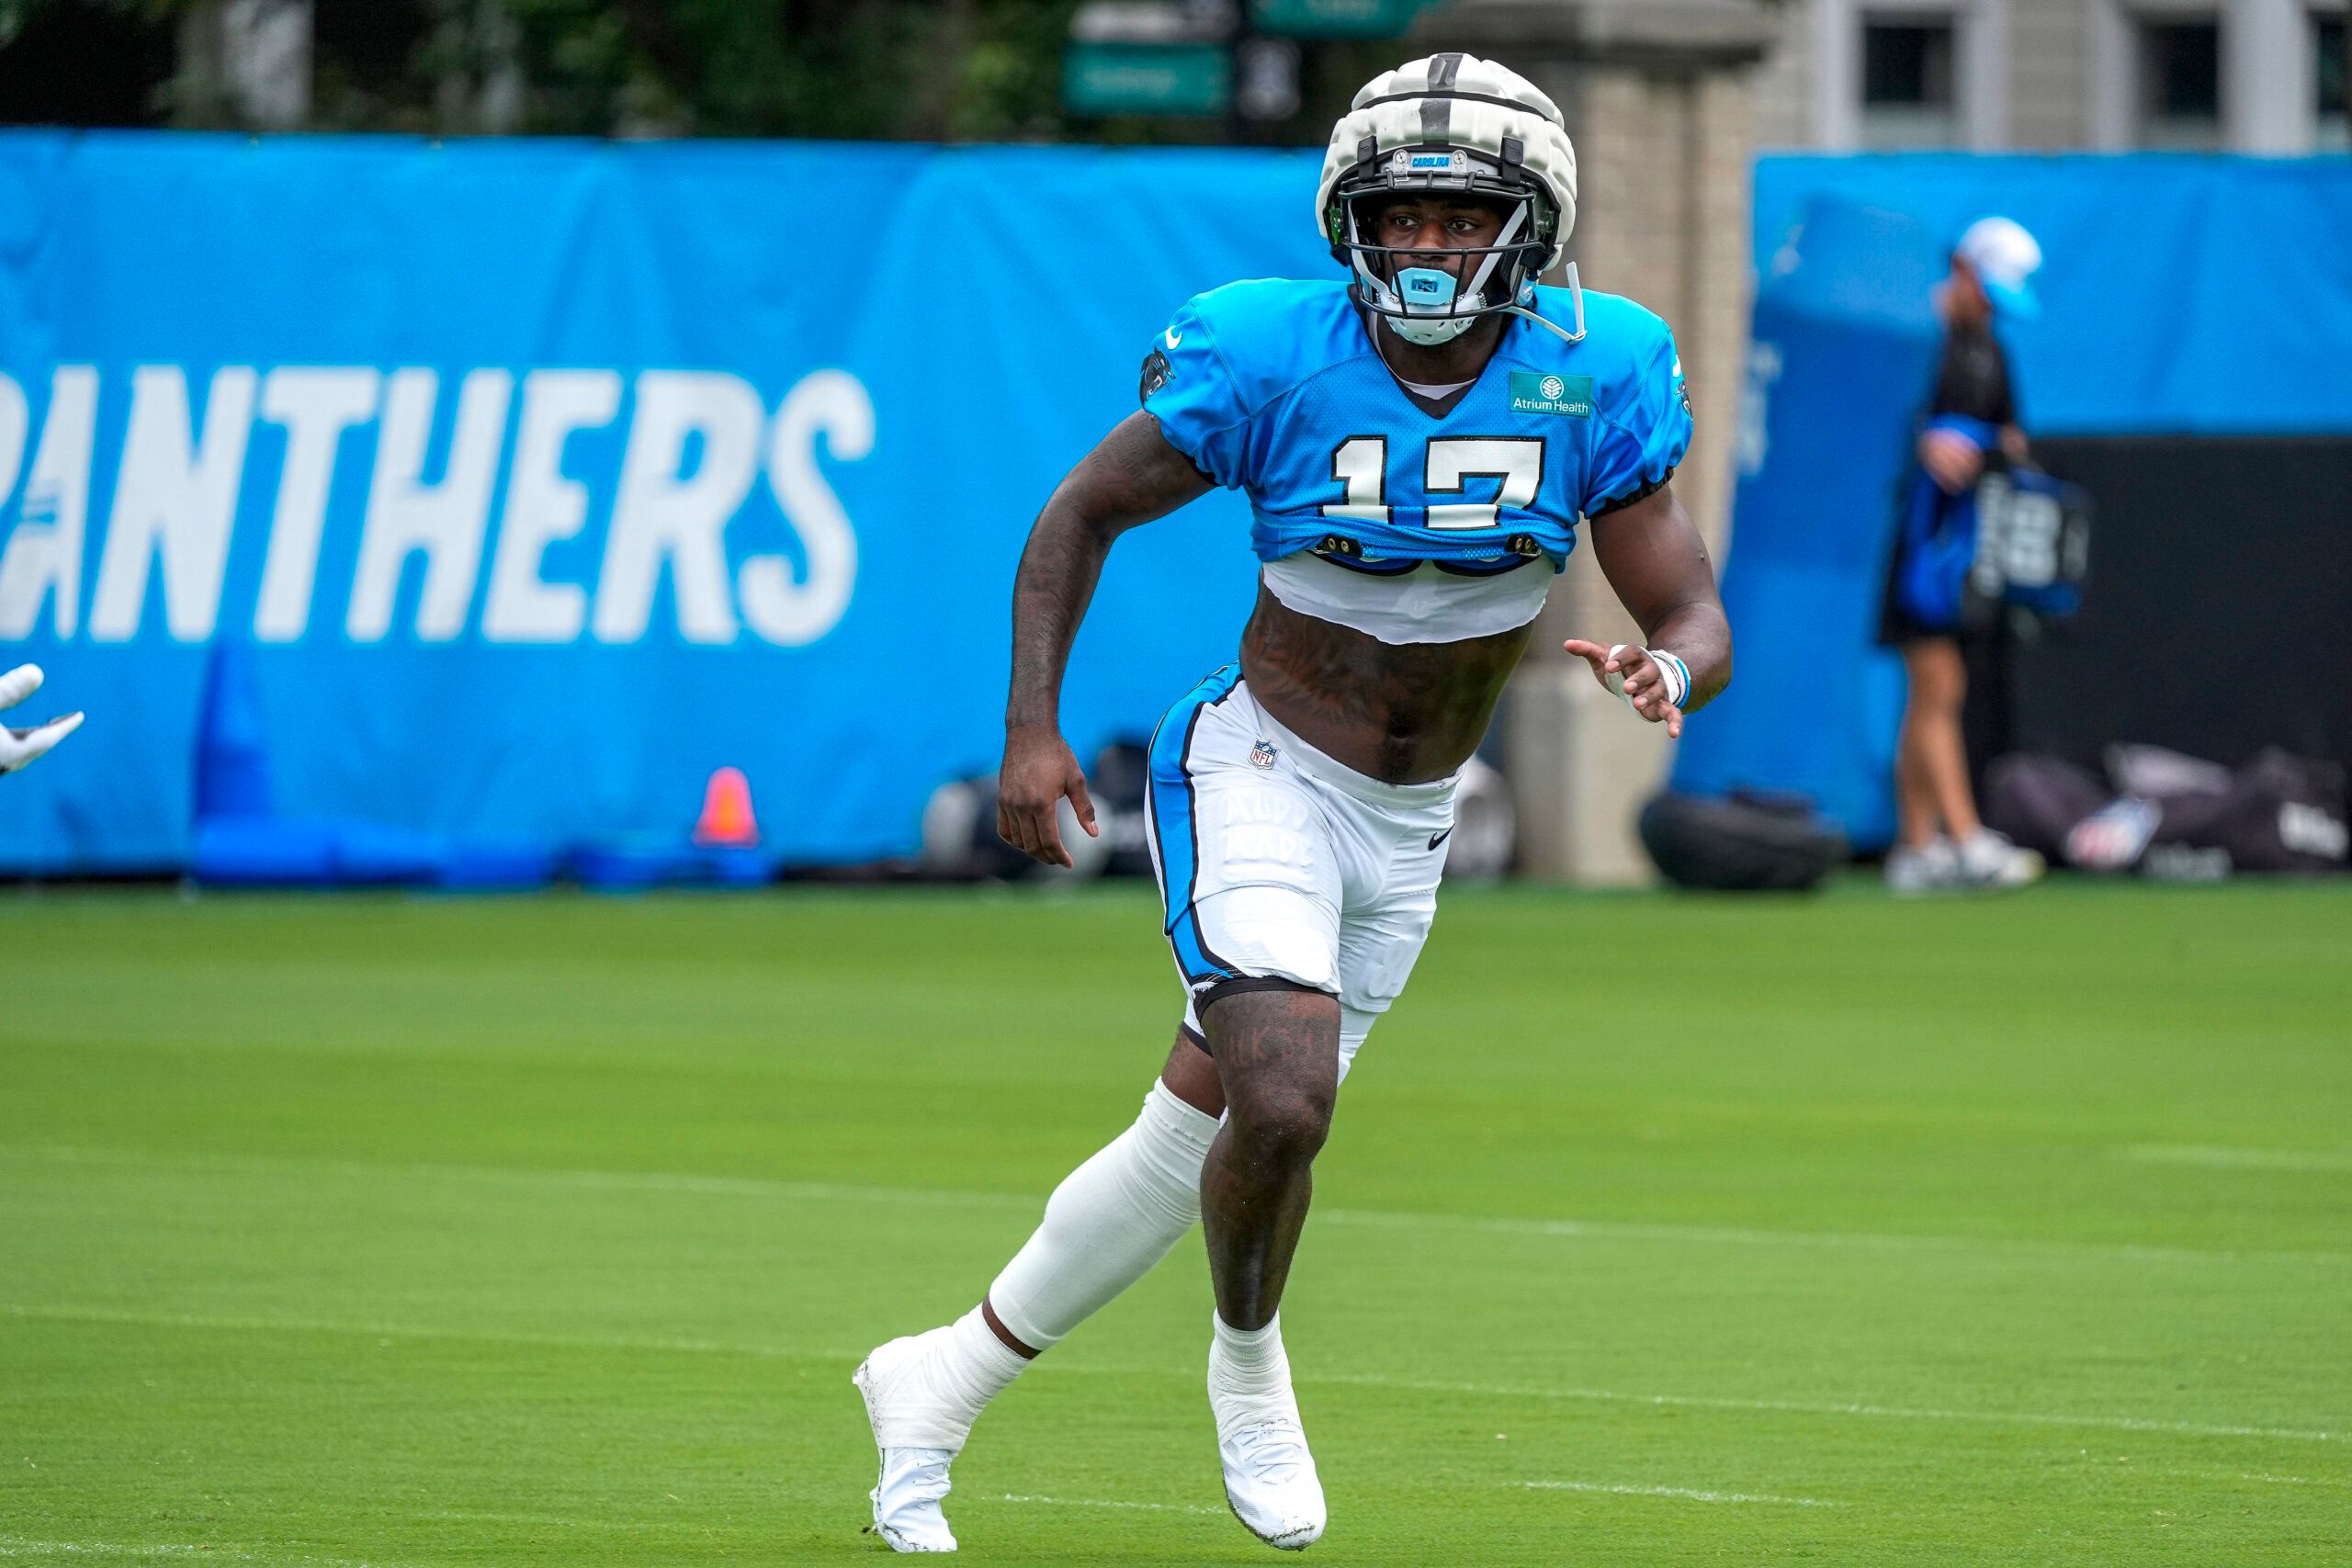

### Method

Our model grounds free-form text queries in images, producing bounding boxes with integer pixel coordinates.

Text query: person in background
[1879,217,2047,894]
[0,664,82,774]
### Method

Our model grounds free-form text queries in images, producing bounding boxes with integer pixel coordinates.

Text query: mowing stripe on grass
[1517,1480,1840,1507]
[2117,1144,2352,1174]
[8,1301,2337,1448]
[11,1142,2345,1269]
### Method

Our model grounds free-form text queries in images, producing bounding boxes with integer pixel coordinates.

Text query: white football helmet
[1318,52,1582,345]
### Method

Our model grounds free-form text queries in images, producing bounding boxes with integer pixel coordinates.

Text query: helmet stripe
[1358,88,1557,122]
[1420,95,1451,141]
[1429,52,1463,88]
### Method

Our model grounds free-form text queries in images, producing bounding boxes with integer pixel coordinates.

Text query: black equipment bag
[1983,753,2111,860]
[1986,746,2347,875]
[1638,791,1849,892]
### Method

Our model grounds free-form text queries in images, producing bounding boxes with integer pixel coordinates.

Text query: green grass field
[4,880,2349,1565]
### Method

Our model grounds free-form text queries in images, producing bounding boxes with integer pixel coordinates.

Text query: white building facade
[1753,0,2347,152]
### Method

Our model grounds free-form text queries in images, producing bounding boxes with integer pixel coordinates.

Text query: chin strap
[1498,263,1588,344]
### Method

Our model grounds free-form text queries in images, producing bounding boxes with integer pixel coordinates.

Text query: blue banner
[1751,153,2352,436]
[1672,197,1941,851]
[0,133,1327,873]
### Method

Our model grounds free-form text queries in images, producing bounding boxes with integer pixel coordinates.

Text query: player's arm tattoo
[1587,483,1733,712]
[1005,412,1214,730]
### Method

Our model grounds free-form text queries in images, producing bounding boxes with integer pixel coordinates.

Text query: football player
[855,53,1730,1552]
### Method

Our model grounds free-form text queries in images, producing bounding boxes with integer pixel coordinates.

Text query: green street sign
[1249,0,1431,39]
[1063,41,1233,117]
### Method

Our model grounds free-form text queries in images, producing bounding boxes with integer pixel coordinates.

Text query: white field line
[2117,1144,2352,1175]
[1308,1206,2339,1269]
[1518,1479,1840,1507]
[7,1300,2340,1449]
[2231,1472,2352,1490]
[415,1510,606,1530]
[1311,1372,2344,1447]
[0,1548,220,1562]
[8,1142,2344,1269]
[0,1541,391,1568]
[992,1494,1222,1517]
[0,1301,784,1362]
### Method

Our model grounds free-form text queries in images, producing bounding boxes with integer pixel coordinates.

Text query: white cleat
[866,1446,957,1553]
[1885,836,1961,896]
[1217,1417,1327,1551]
[1208,1326,1326,1551]
[854,1335,961,1552]
[1955,827,2045,889]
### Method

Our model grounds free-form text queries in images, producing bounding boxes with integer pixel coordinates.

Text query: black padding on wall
[2005,436,2352,773]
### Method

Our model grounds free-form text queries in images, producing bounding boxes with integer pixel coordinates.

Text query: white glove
[1,663,84,775]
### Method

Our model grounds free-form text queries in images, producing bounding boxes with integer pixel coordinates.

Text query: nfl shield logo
[1250,739,1277,769]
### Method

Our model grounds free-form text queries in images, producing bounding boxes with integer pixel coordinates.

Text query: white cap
[1954,216,2043,321]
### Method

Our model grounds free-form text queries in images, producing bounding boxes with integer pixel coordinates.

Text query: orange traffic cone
[693,766,760,847]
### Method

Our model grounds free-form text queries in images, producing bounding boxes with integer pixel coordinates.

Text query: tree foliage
[1,0,1396,145]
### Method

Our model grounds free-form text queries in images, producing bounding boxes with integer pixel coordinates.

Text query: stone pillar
[177,0,311,129]
[2225,0,2315,152]
[1413,1,1776,884]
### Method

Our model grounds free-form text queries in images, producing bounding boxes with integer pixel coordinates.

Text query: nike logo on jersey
[1428,827,1453,852]
[1165,327,1183,350]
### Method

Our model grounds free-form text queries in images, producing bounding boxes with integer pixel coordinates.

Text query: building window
[1861,16,1957,148]
[2138,19,2221,149]
[2321,17,2348,152]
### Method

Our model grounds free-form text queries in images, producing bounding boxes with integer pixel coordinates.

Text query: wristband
[1602,645,1691,710]
[1652,649,1691,709]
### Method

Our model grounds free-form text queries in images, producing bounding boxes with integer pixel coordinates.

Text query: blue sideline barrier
[0,134,1327,874]
[6,141,2346,874]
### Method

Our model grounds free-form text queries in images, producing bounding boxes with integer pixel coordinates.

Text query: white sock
[872,1306,1031,1453]
[1208,1312,1295,1438]
[987,1079,1220,1352]
[941,1305,1029,1419]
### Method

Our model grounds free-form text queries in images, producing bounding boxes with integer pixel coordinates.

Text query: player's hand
[1561,638,1684,739]
[0,664,84,775]
[997,723,1099,868]
[1919,429,1984,494]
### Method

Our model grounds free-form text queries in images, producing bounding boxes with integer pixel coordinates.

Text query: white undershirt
[1396,376,1473,400]
[1261,551,1555,646]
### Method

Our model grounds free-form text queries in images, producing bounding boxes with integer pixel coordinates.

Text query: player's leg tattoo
[1197,982,1342,1330]
[1160,1026,1227,1118]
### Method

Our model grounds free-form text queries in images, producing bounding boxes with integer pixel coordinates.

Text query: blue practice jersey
[1140,279,1690,573]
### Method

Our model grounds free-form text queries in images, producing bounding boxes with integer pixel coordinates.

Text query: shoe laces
[1227,1419,1313,1486]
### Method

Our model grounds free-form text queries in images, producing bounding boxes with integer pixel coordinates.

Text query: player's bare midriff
[1238,583,1532,784]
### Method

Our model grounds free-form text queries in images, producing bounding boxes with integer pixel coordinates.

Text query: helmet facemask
[1317,54,1585,347]
[1329,144,1556,346]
